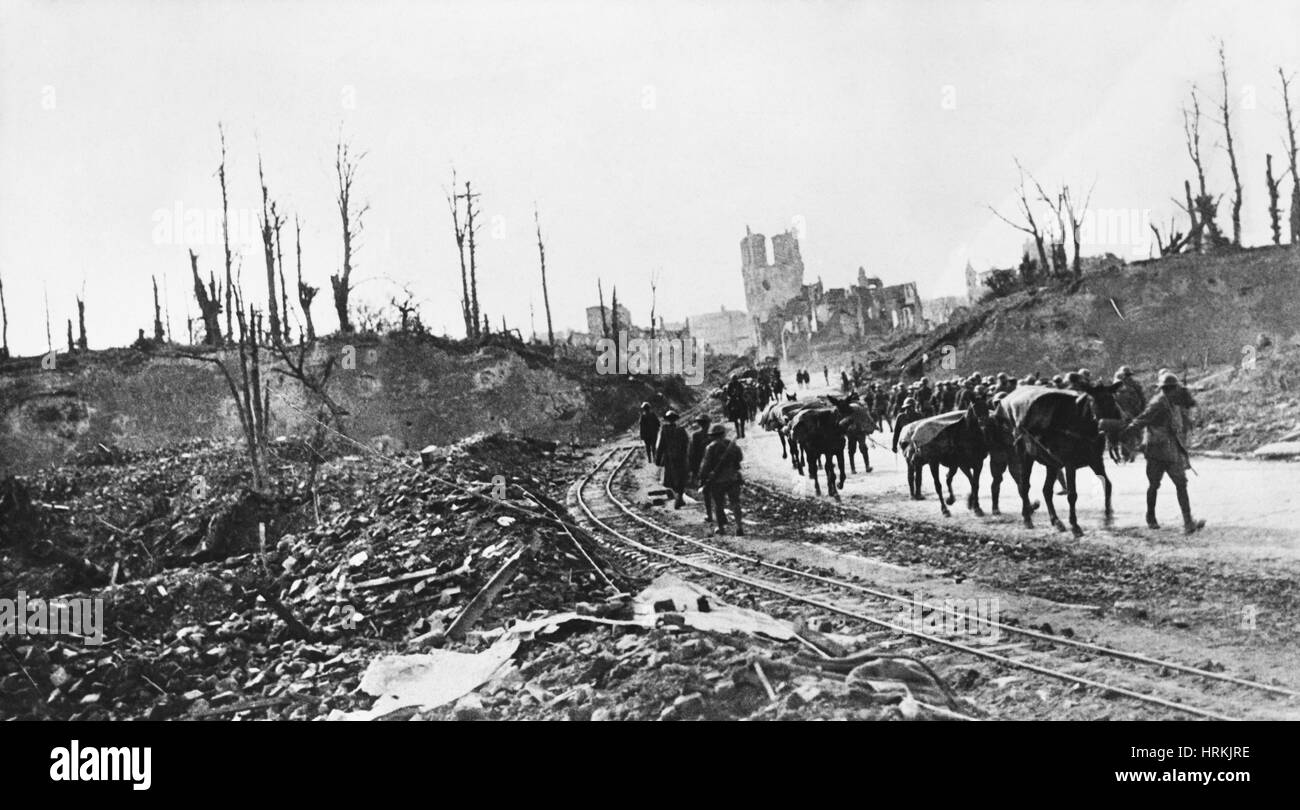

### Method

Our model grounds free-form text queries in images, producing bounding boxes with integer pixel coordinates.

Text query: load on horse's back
[992,383,1122,536]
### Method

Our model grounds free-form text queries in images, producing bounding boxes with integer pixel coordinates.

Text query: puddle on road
[803,519,893,536]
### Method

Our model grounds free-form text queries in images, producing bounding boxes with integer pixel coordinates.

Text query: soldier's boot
[1176,486,1204,534]
[1145,488,1160,529]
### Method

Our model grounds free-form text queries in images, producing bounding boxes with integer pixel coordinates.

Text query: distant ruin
[740,226,923,359]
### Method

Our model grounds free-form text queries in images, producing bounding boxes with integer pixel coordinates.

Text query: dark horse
[898,403,992,517]
[992,383,1123,536]
[789,395,875,499]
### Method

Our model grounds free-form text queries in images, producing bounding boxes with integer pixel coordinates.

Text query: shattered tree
[189,250,223,346]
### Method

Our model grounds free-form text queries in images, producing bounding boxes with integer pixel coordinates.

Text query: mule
[993,383,1123,536]
[897,404,992,517]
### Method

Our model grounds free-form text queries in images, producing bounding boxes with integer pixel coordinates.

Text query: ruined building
[740,226,923,358]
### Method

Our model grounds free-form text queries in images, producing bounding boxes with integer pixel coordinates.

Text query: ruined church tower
[740,225,805,325]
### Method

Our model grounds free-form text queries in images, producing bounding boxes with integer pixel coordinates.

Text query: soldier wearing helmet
[1123,372,1205,534]
[891,397,925,499]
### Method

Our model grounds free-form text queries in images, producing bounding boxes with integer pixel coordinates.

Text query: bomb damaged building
[740,225,923,358]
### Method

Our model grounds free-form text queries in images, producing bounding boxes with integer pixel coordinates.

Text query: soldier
[995,372,1014,394]
[638,403,660,463]
[699,423,745,536]
[915,377,933,415]
[1077,368,1093,386]
[655,410,691,510]
[823,365,829,385]
[1051,374,1067,389]
[1066,371,1088,392]
[892,397,925,499]
[688,415,714,522]
[1123,373,1205,534]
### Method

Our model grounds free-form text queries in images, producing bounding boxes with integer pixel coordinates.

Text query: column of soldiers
[644,404,746,536]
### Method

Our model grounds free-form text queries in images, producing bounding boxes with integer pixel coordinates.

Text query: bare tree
[189,250,223,345]
[597,277,609,338]
[75,296,86,351]
[1265,154,1290,246]
[65,319,74,354]
[179,298,271,489]
[1215,41,1243,247]
[1150,217,1190,256]
[454,180,483,337]
[152,276,165,342]
[534,204,554,346]
[295,216,318,342]
[1280,68,1299,245]
[447,169,473,338]
[0,268,8,360]
[987,158,1050,284]
[257,156,285,346]
[1060,182,1096,279]
[648,267,659,339]
[331,138,368,334]
[218,124,234,344]
[1183,86,1226,248]
[610,285,621,338]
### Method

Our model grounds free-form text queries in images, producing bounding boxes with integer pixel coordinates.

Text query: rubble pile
[0,433,644,720]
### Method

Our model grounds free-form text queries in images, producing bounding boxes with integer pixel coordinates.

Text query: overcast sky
[1,0,1297,355]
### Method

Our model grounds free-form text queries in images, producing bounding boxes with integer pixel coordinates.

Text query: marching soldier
[699,423,745,536]
[1123,373,1206,534]
[892,397,925,499]
[687,415,714,523]
[655,410,691,509]
[638,403,660,463]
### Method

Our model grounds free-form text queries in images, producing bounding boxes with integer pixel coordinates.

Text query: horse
[896,403,992,517]
[760,398,809,468]
[992,383,1123,536]
[836,399,880,474]
[789,406,847,499]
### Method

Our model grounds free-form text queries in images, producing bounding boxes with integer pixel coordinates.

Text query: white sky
[1,0,1297,355]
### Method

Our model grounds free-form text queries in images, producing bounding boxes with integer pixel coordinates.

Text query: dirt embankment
[803,246,1300,453]
[0,336,701,477]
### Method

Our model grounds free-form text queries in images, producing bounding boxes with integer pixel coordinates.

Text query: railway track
[569,444,1300,721]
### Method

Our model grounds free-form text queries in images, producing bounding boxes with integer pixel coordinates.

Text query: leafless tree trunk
[275,216,290,344]
[1183,86,1226,248]
[218,124,234,345]
[153,277,165,342]
[1060,182,1095,279]
[66,319,74,354]
[180,301,271,490]
[597,278,609,338]
[1150,219,1189,256]
[454,180,482,337]
[1280,68,1299,245]
[447,169,473,338]
[257,157,285,346]
[75,296,86,350]
[1216,42,1243,247]
[295,216,317,342]
[0,269,8,360]
[534,204,554,346]
[987,158,1050,284]
[1174,179,1202,252]
[189,250,223,345]
[332,139,368,334]
[648,267,659,340]
[1265,154,1289,246]
[610,285,621,338]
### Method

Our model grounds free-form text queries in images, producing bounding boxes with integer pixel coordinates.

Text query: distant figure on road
[1123,372,1205,534]
[638,402,660,463]
[823,365,829,385]
[699,423,744,536]
[654,410,690,510]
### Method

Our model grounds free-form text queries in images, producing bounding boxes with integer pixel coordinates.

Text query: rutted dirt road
[616,410,1300,719]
